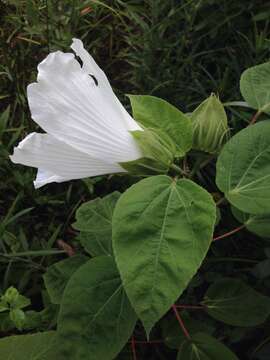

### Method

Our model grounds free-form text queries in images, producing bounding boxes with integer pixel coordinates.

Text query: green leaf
[162,312,215,349]
[240,62,270,113]
[0,331,57,359]
[231,206,270,238]
[216,121,270,214]
[3,286,20,304]
[0,302,8,312]
[57,256,137,360]
[14,296,30,309]
[203,278,270,326]
[128,95,192,156]
[1,286,30,309]
[10,308,25,330]
[73,192,121,256]
[112,175,216,336]
[43,255,88,304]
[0,312,14,332]
[177,333,239,360]
[191,94,229,153]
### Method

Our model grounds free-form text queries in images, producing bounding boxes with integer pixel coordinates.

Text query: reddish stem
[57,239,75,256]
[249,110,261,125]
[131,336,137,360]
[213,224,245,242]
[172,304,191,339]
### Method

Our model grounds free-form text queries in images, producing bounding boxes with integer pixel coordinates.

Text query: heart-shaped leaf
[112,175,216,336]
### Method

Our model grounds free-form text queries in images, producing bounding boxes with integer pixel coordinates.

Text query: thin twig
[172,304,191,339]
[213,224,245,242]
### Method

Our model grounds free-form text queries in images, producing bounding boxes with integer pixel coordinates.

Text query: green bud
[191,94,229,153]
[4,287,19,304]
[120,128,176,175]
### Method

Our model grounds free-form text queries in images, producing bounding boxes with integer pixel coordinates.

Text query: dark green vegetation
[1,1,270,359]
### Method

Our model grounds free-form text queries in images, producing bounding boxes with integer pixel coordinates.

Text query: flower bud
[119,128,176,175]
[191,94,229,153]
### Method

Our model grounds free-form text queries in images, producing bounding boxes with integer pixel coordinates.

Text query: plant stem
[0,249,66,257]
[170,163,187,176]
[172,304,191,340]
[249,110,261,125]
[213,224,245,241]
[131,336,137,360]
[57,239,76,257]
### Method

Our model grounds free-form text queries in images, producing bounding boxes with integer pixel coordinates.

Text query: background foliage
[1,0,270,359]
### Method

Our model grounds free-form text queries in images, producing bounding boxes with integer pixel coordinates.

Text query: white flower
[10,38,142,188]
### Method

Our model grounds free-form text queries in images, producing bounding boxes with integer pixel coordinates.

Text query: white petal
[71,38,112,93]
[27,50,142,163]
[34,169,66,189]
[71,38,141,131]
[10,133,124,188]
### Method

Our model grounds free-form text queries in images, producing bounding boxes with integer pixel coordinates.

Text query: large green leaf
[0,331,57,359]
[128,95,192,156]
[43,255,88,304]
[57,256,137,360]
[216,121,270,214]
[240,62,270,113]
[177,333,239,360]
[231,206,270,238]
[203,278,270,326]
[191,94,229,153]
[73,192,120,256]
[112,175,216,336]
